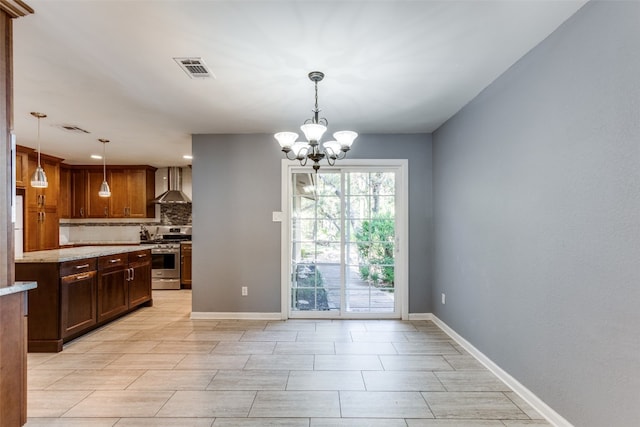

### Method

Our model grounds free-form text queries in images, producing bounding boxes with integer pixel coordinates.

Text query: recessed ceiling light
[183,155,193,160]
[91,154,102,159]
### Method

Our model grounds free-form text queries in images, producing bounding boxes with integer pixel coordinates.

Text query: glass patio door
[288,167,401,318]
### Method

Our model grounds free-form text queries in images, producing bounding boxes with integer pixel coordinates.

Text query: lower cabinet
[128,250,152,306]
[97,255,129,323]
[61,271,97,338]
[98,250,152,324]
[180,243,192,289]
[16,248,152,352]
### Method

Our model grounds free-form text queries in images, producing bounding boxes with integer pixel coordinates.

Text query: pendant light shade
[98,138,111,197]
[30,112,48,188]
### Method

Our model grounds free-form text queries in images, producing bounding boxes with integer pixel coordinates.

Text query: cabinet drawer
[128,249,151,264]
[98,254,127,270]
[60,258,97,276]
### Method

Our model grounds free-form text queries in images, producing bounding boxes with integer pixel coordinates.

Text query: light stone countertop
[0,281,37,296]
[15,246,150,263]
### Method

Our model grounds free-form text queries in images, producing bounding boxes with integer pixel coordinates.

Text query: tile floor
[26,290,550,426]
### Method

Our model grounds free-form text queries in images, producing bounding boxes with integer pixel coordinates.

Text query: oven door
[151,248,181,289]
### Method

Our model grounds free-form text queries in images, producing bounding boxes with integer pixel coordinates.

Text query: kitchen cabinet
[181,242,192,289]
[87,169,110,218]
[66,166,156,218]
[61,269,97,338]
[59,165,71,218]
[98,249,152,323]
[97,253,129,322]
[23,149,62,251]
[71,169,88,218]
[14,148,28,188]
[15,247,152,352]
[128,250,152,306]
[25,205,58,251]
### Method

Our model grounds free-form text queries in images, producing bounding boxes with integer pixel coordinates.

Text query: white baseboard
[430,315,573,427]
[190,312,282,320]
[408,313,433,321]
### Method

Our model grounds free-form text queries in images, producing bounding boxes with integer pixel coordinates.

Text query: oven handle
[152,249,179,254]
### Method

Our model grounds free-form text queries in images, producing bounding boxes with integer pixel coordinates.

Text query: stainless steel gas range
[141,225,192,290]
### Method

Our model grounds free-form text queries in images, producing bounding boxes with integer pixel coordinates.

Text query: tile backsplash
[161,203,192,225]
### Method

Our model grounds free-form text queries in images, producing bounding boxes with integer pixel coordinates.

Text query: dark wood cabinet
[128,250,152,306]
[23,151,61,252]
[97,249,152,324]
[181,243,192,288]
[16,248,152,352]
[62,165,156,218]
[59,165,71,218]
[97,253,129,323]
[61,270,97,338]
[70,169,88,218]
[14,149,28,188]
[87,169,110,218]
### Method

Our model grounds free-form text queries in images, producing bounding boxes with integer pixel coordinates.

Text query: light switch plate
[272,211,283,222]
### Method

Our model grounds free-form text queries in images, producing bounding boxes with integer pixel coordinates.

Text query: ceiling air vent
[174,57,214,79]
[60,125,90,134]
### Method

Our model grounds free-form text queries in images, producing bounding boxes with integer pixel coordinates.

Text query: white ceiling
[12,0,585,167]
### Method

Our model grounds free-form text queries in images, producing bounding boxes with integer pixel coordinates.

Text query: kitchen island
[16,246,152,352]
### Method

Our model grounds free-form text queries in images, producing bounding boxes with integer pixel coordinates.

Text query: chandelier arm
[326,155,336,167]
[284,151,299,161]
[299,156,308,167]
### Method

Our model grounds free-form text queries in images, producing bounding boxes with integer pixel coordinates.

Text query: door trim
[280,159,409,320]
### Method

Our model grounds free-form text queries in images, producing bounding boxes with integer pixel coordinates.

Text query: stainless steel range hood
[153,167,191,204]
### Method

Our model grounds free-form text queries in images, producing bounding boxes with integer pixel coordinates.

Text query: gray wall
[432,2,640,426]
[192,133,432,314]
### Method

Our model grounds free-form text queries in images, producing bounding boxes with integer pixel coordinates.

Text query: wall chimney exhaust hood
[153,167,191,204]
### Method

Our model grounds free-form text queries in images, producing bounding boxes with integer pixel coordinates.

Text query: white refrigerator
[14,194,23,258]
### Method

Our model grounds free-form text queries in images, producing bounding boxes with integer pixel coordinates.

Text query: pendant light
[30,112,48,188]
[98,138,111,197]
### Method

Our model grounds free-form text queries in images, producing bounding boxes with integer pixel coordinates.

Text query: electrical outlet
[241,286,248,296]
[441,293,446,304]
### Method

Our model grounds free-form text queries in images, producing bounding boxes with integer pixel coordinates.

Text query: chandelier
[275,71,357,172]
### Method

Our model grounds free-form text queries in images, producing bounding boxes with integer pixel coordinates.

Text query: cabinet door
[59,167,71,218]
[24,206,40,252]
[71,169,87,218]
[41,158,59,209]
[97,268,128,323]
[125,169,149,217]
[181,245,192,288]
[14,151,28,188]
[128,262,152,307]
[61,271,97,338]
[40,206,59,250]
[128,250,152,306]
[87,170,110,217]
[108,169,128,218]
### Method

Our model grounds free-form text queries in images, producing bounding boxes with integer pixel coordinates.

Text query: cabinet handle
[130,267,134,281]
[109,258,121,263]
[137,254,146,258]
[104,206,108,217]
[75,274,90,280]
[75,264,90,269]
[80,207,84,217]
[43,194,46,205]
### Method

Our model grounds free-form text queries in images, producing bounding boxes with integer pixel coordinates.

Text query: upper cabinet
[18,145,62,252]
[60,166,156,219]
